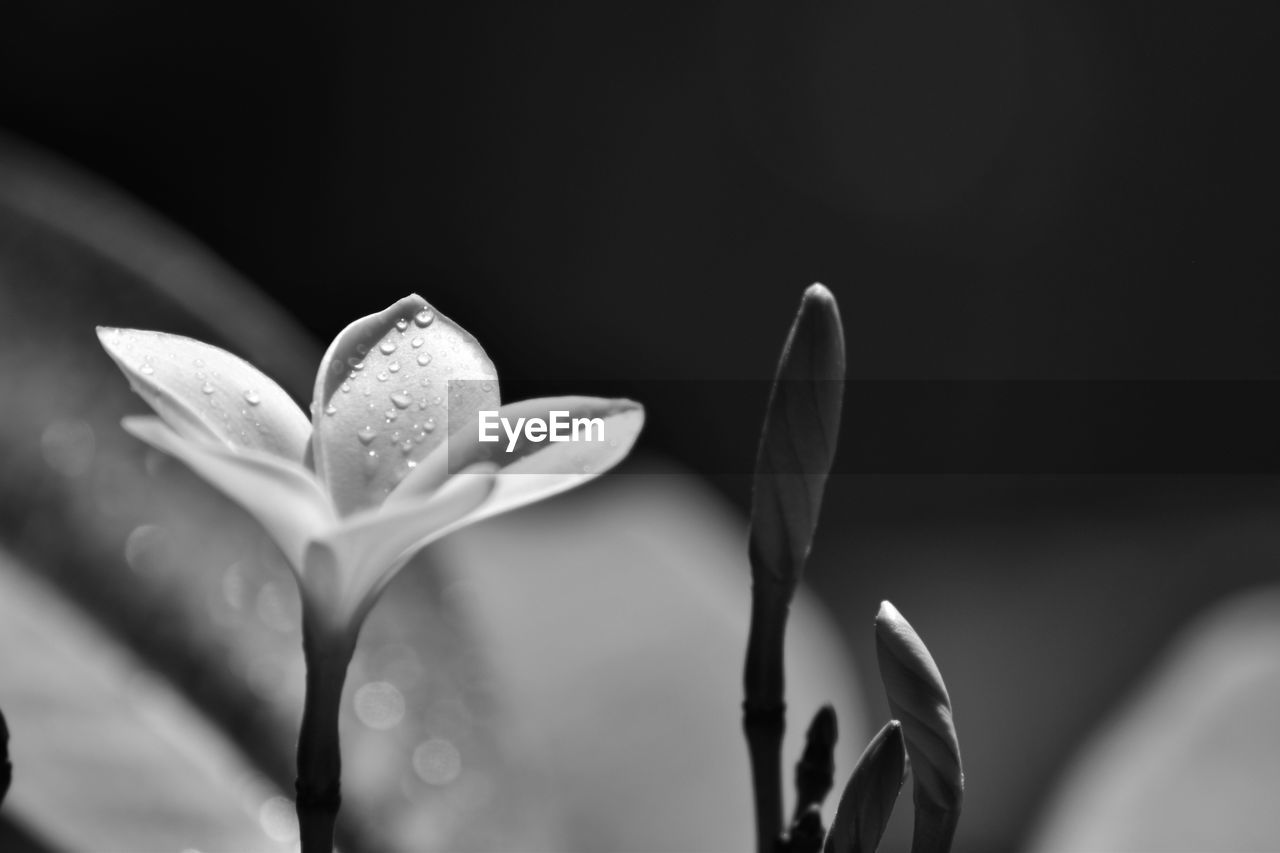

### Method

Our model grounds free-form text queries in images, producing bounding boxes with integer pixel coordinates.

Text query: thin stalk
[743,591,790,853]
[295,615,355,853]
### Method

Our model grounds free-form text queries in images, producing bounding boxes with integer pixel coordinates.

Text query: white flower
[99,294,644,640]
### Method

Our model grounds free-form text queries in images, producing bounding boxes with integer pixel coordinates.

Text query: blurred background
[2,1,1280,851]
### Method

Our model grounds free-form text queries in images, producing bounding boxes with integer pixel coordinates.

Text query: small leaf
[748,283,845,593]
[793,704,839,820]
[824,721,906,853]
[875,602,963,853]
[122,416,336,571]
[788,804,827,853]
[98,327,311,463]
[310,294,499,515]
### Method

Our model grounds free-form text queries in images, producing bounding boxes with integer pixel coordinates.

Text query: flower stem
[743,592,790,853]
[296,617,355,853]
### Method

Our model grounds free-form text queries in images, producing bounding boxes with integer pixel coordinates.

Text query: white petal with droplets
[309,294,499,516]
[98,327,311,463]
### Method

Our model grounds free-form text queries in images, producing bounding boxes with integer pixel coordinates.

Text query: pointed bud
[824,721,906,853]
[749,283,846,594]
[875,602,963,853]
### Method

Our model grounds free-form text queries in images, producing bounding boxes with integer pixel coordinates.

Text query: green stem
[295,617,355,853]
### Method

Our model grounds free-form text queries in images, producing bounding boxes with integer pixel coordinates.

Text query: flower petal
[306,464,497,631]
[122,416,336,571]
[98,327,311,463]
[310,294,499,516]
[390,396,644,526]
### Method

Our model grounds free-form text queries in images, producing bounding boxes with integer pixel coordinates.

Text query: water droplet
[363,449,380,474]
[139,364,155,375]
[384,409,399,422]
[421,378,431,387]
[325,404,338,416]
[201,382,215,395]
[309,402,317,416]
[432,396,442,406]
[341,382,351,393]
[417,354,432,367]
[329,359,344,374]
[348,358,365,370]
[424,418,437,433]
[395,318,410,332]
[377,371,389,382]
[400,439,413,454]
[414,307,435,327]
[357,426,377,444]
[411,336,424,348]
[481,382,492,392]
[195,371,206,380]
[356,343,370,355]
[243,390,261,406]
[379,341,398,355]
[390,391,413,409]
[388,362,401,373]
[193,358,205,368]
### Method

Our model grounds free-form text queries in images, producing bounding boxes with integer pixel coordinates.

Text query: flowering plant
[99,293,643,850]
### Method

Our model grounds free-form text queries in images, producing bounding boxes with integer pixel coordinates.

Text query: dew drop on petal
[341,382,351,393]
[193,358,205,368]
[329,359,344,374]
[377,371,389,382]
[388,362,401,373]
[384,409,399,422]
[417,353,432,367]
[139,364,155,375]
[363,449,380,474]
[243,390,261,406]
[414,307,435,327]
[413,738,461,785]
[354,681,406,730]
[424,418,437,433]
[400,439,413,454]
[395,318,410,332]
[348,358,365,371]
[324,404,338,416]
[201,382,215,395]
[379,341,398,355]
[390,391,413,410]
[411,336,424,348]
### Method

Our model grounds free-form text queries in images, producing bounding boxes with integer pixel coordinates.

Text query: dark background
[3,2,1280,850]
